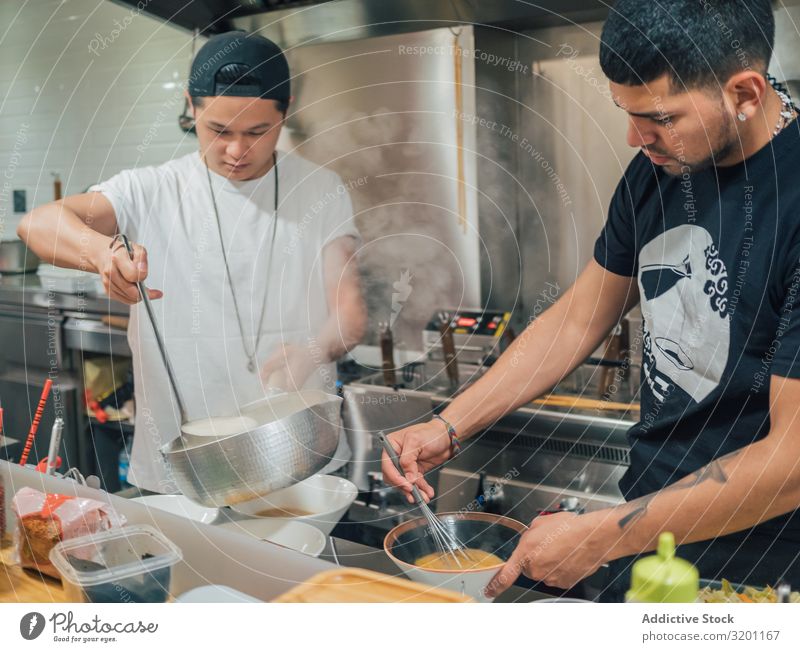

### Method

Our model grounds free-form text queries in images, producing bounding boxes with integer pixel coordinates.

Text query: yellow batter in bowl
[414,549,504,571]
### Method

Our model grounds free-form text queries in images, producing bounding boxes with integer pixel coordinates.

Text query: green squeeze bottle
[626,532,699,602]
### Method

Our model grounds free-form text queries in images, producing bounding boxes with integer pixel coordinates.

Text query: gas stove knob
[557,496,581,513]
[475,472,505,514]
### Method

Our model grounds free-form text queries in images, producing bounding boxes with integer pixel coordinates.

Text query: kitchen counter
[1,462,334,602]
[318,537,554,603]
[0,273,129,316]
[2,462,561,603]
[117,485,551,602]
[0,535,68,602]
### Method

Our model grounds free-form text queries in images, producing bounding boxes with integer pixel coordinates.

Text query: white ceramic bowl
[131,494,220,524]
[384,512,527,603]
[218,519,326,557]
[230,474,357,536]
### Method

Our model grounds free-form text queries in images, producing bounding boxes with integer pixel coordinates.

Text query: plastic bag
[11,487,125,579]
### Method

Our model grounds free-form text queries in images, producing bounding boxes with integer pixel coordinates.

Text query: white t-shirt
[90,151,358,493]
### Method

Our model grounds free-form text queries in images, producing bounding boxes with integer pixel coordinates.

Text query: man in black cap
[19,32,366,493]
[186,30,291,181]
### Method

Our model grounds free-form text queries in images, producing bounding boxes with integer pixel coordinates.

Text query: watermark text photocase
[88,0,155,56]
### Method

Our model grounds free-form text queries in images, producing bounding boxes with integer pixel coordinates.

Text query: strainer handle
[118,234,188,423]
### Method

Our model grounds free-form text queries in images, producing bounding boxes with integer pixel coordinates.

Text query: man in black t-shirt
[383,0,800,600]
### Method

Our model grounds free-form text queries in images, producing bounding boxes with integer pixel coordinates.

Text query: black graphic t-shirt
[594,118,800,589]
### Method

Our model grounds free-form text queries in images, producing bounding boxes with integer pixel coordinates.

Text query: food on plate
[698,579,800,603]
[414,548,504,571]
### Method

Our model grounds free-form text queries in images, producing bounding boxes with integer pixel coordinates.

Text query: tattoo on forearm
[617,449,739,530]
[617,498,653,530]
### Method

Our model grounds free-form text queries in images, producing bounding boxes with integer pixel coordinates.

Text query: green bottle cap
[625,532,699,603]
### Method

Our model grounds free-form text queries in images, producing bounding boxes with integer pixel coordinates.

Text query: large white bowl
[219,519,326,557]
[230,474,357,536]
[385,512,527,603]
[131,494,220,524]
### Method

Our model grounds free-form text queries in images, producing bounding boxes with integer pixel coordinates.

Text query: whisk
[378,432,472,568]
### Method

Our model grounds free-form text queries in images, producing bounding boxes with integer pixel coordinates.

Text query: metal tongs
[378,431,472,568]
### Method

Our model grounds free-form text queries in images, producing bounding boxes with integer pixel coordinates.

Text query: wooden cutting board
[0,535,67,602]
[273,568,472,603]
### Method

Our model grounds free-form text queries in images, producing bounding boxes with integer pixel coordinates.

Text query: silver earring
[737,112,747,122]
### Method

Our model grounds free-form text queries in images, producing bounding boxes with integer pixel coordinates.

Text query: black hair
[190,63,289,114]
[599,0,775,90]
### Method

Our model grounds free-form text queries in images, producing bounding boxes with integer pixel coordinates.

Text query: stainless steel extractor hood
[111,1,609,45]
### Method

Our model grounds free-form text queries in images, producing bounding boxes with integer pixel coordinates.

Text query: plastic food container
[49,525,182,603]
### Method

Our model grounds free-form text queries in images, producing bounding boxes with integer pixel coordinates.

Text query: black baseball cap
[188,31,290,101]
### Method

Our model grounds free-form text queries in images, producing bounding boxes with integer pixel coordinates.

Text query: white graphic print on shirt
[638,225,730,403]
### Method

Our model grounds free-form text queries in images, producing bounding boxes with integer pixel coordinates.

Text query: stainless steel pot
[115,236,344,508]
[161,389,343,507]
[0,239,40,273]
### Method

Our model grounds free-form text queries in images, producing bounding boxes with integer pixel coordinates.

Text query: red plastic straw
[19,379,52,467]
